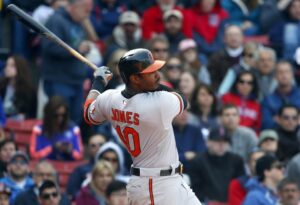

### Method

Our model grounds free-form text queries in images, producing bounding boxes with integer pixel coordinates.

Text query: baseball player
[83,48,201,205]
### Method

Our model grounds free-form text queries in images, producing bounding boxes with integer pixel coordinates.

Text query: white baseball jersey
[88,89,184,168]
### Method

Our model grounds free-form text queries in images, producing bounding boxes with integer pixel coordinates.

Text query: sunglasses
[10,160,27,165]
[271,162,285,170]
[167,64,181,70]
[238,79,253,85]
[103,157,118,163]
[281,115,298,121]
[153,48,168,53]
[41,192,59,200]
[244,53,254,58]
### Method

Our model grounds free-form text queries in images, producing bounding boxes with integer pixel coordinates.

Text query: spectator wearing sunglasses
[221,71,261,133]
[15,160,70,205]
[243,155,284,205]
[38,180,61,205]
[148,35,170,61]
[0,152,33,204]
[262,60,300,129]
[30,95,84,161]
[66,133,107,200]
[275,105,300,163]
[218,41,260,96]
[95,142,129,183]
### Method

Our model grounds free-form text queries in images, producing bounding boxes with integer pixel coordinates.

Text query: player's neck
[122,86,141,98]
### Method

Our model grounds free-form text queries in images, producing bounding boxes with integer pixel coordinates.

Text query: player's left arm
[83,66,112,125]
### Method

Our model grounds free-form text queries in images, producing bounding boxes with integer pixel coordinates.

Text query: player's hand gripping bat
[6,4,98,71]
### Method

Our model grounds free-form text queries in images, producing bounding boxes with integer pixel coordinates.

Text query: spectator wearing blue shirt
[262,60,300,129]
[0,151,34,204]
[243,154,284,205]
[30,96,84,161]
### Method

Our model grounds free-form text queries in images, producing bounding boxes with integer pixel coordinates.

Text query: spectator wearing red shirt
[190,0,229,56]
[141,0,192,40]
[221,71,261,133]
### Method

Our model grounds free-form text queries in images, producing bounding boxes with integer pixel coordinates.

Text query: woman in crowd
[0,55,36,120]
[163,55,183,89]
[190,84,219,138]
[221,71,261,133]
[178,70,198,102]
[76,160,115,205]
[30,95,83,161]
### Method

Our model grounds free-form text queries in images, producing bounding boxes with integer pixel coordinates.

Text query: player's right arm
[83,66,112,125]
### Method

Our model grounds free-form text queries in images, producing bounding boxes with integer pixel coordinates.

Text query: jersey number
[116,126,141,157]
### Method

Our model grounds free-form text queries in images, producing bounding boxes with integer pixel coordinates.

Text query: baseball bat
[6,4,98,71]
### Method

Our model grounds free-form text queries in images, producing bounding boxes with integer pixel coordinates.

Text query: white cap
[163,9,183,21]
[119,11,140,25]
[178,39,197,51]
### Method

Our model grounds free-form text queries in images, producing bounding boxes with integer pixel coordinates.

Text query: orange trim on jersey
[83,99,95,125]
[171,92,184,115]
[30,127,52,159]
[149,178,155,205]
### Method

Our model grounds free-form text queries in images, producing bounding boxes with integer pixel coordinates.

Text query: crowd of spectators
[0,0,300,204]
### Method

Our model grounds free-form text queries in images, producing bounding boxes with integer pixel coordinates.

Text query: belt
[130,164,183,177]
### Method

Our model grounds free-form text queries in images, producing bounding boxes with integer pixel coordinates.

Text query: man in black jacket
[188,126,245,204]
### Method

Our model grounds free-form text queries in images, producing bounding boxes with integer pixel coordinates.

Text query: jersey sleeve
[87,90,114,124]
[159,91,186,122]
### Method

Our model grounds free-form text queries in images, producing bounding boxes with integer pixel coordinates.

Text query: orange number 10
[116,125,141,157]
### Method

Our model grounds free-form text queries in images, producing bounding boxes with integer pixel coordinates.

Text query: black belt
[130,164,183,176]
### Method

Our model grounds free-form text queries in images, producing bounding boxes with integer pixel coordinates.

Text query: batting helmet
[118,48,165,83]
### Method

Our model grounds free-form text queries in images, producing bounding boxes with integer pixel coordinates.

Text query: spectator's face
[121,23,138,38]
[102,151,119,173]
[108,188,128,205]
[257,51,275,75]
[200,0,216,13]
[0,193,9,205]
[259,139,278,154]
[39,187,61,205]
[267,162,285,184]
[164,17,182,35]
[7,157,29,180]
[165,57,182,83]
[289,0,300,20]
[276,63,293,88]
[70,0,93,22]
[236,73,254,97]
[55,106,67,125]
[88,135,106,158]
[4,57,17,79]
[33,164,57,187]
[0,142,16,163]
[197,87,213,108]
[182,48,197,63]
[206,140,229,156]
[93,169,113,192]
[279,183,300,205]
[179,72,196,99]
[278,108,299,132]
[224,26,243,49]
[248,151,265,176]
[151,42,169,61]
[220,108,240,130]
[243,49,257,68]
